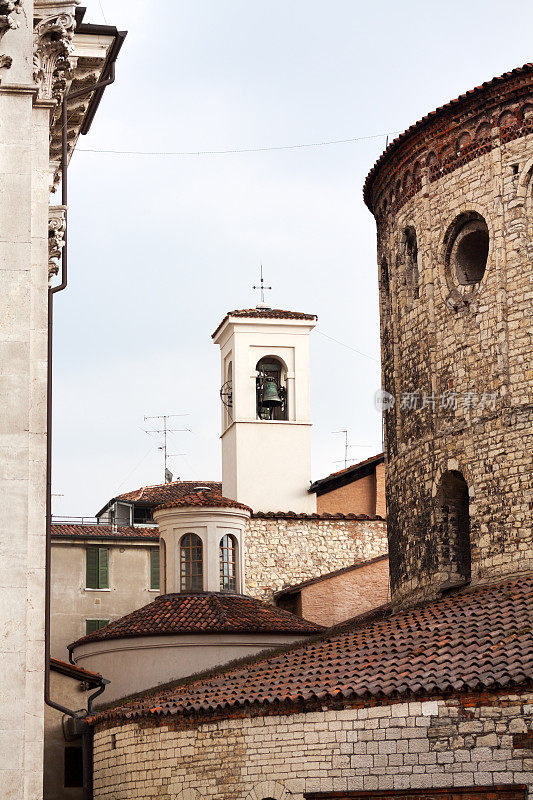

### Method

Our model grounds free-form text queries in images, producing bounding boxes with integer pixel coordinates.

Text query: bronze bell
[261,378,283,408]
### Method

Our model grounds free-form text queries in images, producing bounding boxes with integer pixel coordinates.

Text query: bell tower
[212,307,317,513]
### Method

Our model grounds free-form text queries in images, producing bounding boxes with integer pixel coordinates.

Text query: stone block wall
[92,691,533,798]
[366,71,533,607]
[244,515,387,601]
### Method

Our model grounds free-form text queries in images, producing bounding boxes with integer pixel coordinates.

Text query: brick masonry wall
[244,518,388,601]
[370,84,533,606]
[299,557,390,626]
[92,691,533,798]
[317,474,377,516]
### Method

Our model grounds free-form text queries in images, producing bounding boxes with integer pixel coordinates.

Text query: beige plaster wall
[72,632,311,705]
[51,541,159,659]
[92,691,533,798]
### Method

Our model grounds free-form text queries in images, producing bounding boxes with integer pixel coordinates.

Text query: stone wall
[92,691,533,798]
[244,515,387,601]
[367,71,533,607]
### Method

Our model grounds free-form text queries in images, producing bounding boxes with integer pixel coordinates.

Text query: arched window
[437,471,471,584]
[180,533,203,592]
[219,534,237,592]
[256,357,287,420]
[444,212,489,298]
[404,226,419,299]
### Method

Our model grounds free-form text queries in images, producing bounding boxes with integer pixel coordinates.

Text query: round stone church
[86,64,532,800]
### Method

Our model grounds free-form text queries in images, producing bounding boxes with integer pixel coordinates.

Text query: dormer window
[180,533,203,592]
[256,357,287,420]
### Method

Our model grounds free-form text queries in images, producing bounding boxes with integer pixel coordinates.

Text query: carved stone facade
[245,515,388,601]
[48,203,66,280]
[364,65,533,607]
[33,7,75,107]
[0,0,22,70]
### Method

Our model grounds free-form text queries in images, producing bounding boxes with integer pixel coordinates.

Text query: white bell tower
[212,307,317,513]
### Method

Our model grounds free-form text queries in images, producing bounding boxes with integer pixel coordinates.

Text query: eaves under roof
[70,592,324,649]
[309,452,384,495]
[211,308,317,339]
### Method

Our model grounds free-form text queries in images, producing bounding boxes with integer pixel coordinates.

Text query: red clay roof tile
[70,592,323,649]
[212,308,317,338]
[155,488,251,513]
[115,481,221,505]
[52,524,159,541]
[93,575,533,723]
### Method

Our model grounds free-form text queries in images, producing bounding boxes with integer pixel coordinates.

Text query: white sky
[52,0,533,517]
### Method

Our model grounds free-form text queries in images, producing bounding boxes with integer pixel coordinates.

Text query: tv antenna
[332,429,372,469]
[252,262,272,305]
[143,413,190,483]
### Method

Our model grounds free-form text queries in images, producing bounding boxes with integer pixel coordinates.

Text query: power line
[317,330,379,363]
[76,130,400,157]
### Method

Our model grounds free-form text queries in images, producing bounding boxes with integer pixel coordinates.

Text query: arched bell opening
[256,356,288,420]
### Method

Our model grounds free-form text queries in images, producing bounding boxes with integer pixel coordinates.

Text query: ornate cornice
[48,205,66,282]
[33,10,75,108]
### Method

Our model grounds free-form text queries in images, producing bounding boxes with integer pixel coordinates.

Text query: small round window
[444,213,489,306]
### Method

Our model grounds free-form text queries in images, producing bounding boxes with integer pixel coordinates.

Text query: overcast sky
[52,0,533,517]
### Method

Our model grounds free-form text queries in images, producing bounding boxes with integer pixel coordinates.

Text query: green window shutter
[86,619,110,635]
[150,548,160,590]
[86,548,99,589]
[98,547,109,589]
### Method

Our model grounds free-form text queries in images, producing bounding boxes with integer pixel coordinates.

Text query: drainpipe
[45,60,117,718]
[44,37,124,799]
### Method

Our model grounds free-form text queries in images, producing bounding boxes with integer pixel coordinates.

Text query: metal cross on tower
[252,263,272,305]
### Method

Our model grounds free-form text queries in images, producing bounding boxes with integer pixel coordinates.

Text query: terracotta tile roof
[253,511,385,521]
[115,480,221,505]
[95,480,222,519]
[212,308,317,338]
[93,575,533,723]
[50,657,103,686]
[155,488,251,513]
[363,63,533,208]
[310,452,385,493]
[70,592,323,649]
[274,554,389,597]
[52,524,159,541]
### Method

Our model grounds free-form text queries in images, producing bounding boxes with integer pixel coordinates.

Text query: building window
[150,547,160,590]
[219,534,237,592]
[404,226,419,299]
[437,470,471,584]
[85,619,110,635]
[64,746,83,788]
[180,533,203,592]
[86,546,109,589]
[256,356,287,420]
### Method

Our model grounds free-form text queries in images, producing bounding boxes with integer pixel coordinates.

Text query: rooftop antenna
[332,429,372,469]
[252,262,272,307]
[143,414,190,483]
